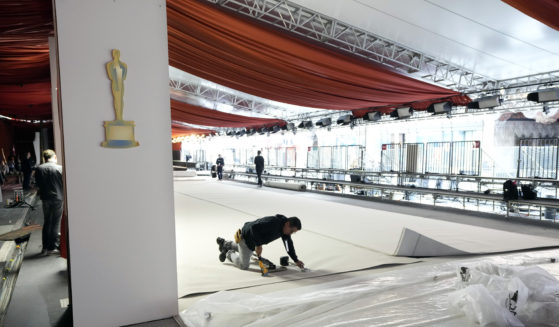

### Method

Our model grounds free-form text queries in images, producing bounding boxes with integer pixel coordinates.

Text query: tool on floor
[258,258,269,276]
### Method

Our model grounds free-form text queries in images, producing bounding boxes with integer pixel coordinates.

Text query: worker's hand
[296,260,305,269]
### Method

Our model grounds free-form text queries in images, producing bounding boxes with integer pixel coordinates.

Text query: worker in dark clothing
[21,152,35,190]
[217,214,304,270]
[35,150,64,255]
[254,150,265,187]
[216,154,224,180]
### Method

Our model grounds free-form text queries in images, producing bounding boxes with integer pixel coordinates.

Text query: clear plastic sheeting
[180,250,559,327]
[451,262,559,326]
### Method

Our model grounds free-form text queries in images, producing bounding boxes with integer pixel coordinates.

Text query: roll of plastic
[266,181,306,191]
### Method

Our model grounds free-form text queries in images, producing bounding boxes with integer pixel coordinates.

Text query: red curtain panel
[0,0,53,120]
[502,0,559,31]
[172,123,215,138]
[0,82,52,120]
[167,0,469,111]
[171,99,286,129]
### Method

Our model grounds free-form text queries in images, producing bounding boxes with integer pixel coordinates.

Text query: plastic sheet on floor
[179,250,559,327]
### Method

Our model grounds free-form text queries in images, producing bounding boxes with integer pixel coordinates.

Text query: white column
[53,1,177,326]
[48,36,63,164]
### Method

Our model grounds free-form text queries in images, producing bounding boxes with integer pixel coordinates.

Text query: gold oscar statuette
[101,49,139,148]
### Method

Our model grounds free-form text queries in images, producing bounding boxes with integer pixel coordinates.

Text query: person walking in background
[216,154,224,180]
[254,150,265,187]
[21,152,35,190]
[35,150,64,255]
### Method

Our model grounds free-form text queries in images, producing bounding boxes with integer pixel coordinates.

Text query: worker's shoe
[219,249,227,263]
[216,237,226,252]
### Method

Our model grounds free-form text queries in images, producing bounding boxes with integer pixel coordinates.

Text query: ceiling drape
[167,0,469,112]
[172,123,215,138]
[0,81,52,120]
[0,0,53,120]
[502,0,559,31]
[171,99,286,129]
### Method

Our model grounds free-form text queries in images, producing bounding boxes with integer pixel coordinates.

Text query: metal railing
[229,170,559,224]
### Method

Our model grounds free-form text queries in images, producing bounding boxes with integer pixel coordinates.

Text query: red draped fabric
[172,123,215,138]
[0,82,52,119]
[0,0,53,119]
[167,0,469,111]
[171,99,286,129]
[502,0,559,31]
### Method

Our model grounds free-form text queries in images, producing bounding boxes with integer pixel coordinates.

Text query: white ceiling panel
[289,0,559,80]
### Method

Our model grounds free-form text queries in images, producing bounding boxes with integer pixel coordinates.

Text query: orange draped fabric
[172,123,215,138]
[167,0,469,111]
[502,0,559,31]
[171,99,286,129]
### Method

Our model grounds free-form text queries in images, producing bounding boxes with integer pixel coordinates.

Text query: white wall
[54,0,177,326]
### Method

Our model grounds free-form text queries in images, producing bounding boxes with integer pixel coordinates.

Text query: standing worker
[35,150,64,255]
[216,214,304,271]
[21,152,35,190]
[254,150,265,187]
[216,154,224,180]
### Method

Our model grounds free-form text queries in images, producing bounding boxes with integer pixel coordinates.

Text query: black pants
[256,169,263,186]
[23,171,31,190]
[42,199,63,251]
[217,166,223,180]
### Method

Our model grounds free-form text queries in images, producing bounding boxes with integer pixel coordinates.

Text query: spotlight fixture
[427,102,452,115]
[543,104,550,114]
[315,117,332,127]
[336,114,354,125]
[247,129,257,136]
[271,125,281,133]
[236,129,246,137]
[390,107,413,119]
[258,127,268,135]
[281,122,295,131]
[298,121,313,129]
[467,95,501,109]
[226,130,235,137]
[362,111,382,122]
[528,88,559,103]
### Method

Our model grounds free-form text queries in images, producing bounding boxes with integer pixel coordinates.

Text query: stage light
[390,107,412,119]
[528,88,559,103]
[281,122,295,131]
[258,127,268,134]
[362,111,382,121]
[247,129,256,136]
[467,95,501,109]
[236,129,246,137]
[298,121,313,129]
[315,117,332,127]
[427,102,451,115]
[336,114,354,125]
[271,125,281,133]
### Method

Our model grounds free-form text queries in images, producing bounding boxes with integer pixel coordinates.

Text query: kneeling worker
[217,214,304,270]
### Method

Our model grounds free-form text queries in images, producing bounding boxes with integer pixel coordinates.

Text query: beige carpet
[174,179,559,296]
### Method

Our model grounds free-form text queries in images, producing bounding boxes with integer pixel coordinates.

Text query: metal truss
[169,78,323,119]
[206,0,498,92]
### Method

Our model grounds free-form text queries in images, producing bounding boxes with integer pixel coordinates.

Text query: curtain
[0,0,53,119]
[167,0,469,111]
[502,0,559,31]
[172,123,215,138]
[171,99,286,129]
[0,82,52,120]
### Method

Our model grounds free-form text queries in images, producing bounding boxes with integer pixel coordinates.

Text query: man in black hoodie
[217,214,304,270]
[254,150,264,187]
